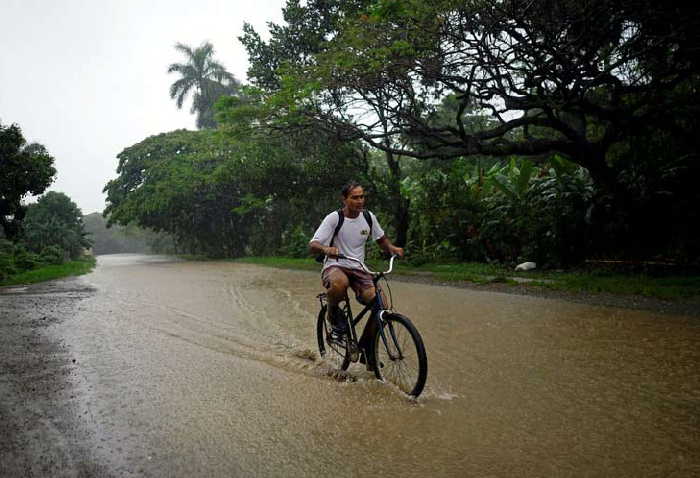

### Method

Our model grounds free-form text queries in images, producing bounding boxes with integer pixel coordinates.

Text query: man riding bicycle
[309,181,404,362]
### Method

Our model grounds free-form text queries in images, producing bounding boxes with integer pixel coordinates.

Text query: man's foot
[328,306,348,344]
[329,326,347,344]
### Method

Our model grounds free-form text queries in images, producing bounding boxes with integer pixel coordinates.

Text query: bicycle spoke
[317,305,351,372]
[374,314,427,397]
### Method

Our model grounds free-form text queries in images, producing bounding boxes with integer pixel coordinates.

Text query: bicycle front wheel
[316,305,350,371]
[373,313,428,397]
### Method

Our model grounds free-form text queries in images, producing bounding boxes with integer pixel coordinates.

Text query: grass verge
[0,256,97,287]
[232,256,700,300]
[543,271,700,300]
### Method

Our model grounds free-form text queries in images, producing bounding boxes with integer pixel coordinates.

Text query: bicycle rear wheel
[316,305,351,371]
[373,313,428,397]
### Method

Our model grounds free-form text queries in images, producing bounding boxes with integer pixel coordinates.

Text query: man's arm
[309,213,339,257]
[376,236,404,258]
[309,240,339,258]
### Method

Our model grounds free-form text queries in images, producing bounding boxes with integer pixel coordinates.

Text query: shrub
[278,225,311,258]
[0,240,16,282]
[12,244,42,270]
[40,245,65,265]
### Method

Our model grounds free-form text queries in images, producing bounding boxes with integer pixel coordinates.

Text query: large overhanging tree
[103,126,368,257]
[259,0,699,194]
[240,0,416,245]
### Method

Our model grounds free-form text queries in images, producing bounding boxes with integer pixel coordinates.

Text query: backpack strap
[329,209,344,247]
[363,210,373,238]
[316,209,344,264]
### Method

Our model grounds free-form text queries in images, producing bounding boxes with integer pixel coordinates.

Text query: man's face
[343,186,365,215]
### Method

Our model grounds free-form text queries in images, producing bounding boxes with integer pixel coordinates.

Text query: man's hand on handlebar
[324,246,340,258]
[390,246,404,258]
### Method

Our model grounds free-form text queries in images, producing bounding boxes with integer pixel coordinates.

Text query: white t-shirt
[310,210,385,271]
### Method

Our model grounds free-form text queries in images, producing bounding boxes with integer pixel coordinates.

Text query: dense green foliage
[0,122,91,283]
[227,0,700,264]
[103,127,368,257]
[103,118,601,267]
[104,2,700,269]
[239,0,412,245]
[0,121,56,240]
[0,191,92,283]
[23,192,92,261]
[402,155,594,266]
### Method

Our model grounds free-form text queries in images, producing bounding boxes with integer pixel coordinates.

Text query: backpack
[315,209,373,263]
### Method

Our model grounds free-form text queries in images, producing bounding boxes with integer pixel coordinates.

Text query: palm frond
[167,40,238,127]
[173,42,195,58]
[170,78,194,109]
[167,62,186,74]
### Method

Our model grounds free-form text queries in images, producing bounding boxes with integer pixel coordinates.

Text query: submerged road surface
[2,254,699,477]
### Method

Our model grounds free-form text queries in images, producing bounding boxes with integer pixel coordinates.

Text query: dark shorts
[322,266,374,299]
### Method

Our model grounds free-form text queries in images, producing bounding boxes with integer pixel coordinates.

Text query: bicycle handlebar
[333,254,398,276]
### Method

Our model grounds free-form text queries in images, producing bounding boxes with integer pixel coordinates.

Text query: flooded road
[13,254,700,476]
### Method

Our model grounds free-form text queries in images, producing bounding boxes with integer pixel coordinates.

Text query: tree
[167,41,240,129]
[103,118,368,258]
[23,191,92,260]
[243,0,700,260]
[0,121,56,240]
[239,0,413,245]
[257,1,700,191]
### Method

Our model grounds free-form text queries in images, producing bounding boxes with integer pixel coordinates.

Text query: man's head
[341,181,365,216]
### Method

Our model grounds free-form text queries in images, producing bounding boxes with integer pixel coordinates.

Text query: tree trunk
[0,211,23,242]
[393,196,410,247]
[384,149,410,247]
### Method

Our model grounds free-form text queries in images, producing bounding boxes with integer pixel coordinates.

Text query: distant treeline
[83,213,175,255]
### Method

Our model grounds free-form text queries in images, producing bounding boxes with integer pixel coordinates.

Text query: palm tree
[167,41,239,129]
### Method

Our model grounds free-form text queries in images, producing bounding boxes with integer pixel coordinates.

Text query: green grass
[232,256,700,300]
[546,272,700,300]
[395,262,700,299]
[0,256,97,286]
[396,261,512,283]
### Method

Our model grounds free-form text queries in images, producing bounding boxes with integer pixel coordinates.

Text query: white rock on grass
[515,261,536,271]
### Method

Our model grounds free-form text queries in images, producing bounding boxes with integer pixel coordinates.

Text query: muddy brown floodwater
[1,254,699,477]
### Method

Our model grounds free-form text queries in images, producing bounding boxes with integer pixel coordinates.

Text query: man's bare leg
[325,268,349,324]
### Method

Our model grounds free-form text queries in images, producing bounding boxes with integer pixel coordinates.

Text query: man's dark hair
[341,181,363,198]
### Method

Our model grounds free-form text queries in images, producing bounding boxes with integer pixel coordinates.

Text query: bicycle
[315,254,428,397]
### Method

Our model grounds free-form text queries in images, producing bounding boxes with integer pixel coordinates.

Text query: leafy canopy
[0,121,56,240]
[243,0,700,191]
[23,191,92,261]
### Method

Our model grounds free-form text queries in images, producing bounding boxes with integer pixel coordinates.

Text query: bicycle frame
[316,254,427,397]
[320,254,405,362]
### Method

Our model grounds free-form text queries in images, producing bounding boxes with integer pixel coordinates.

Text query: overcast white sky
[0,0,284,214]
